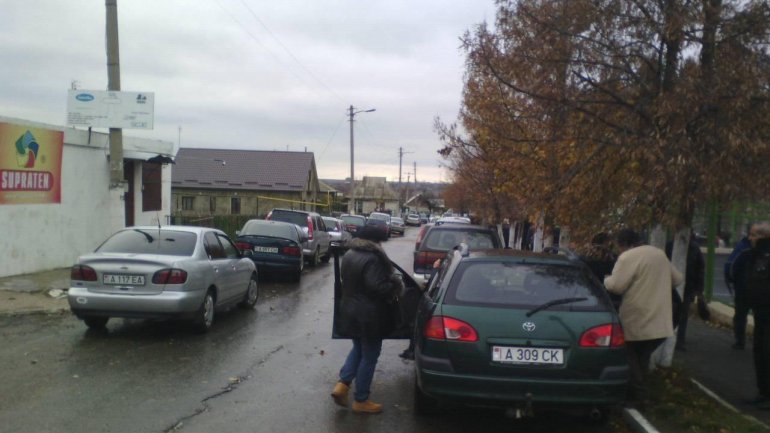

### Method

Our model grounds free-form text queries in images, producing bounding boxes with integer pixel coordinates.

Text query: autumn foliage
[437,0,770,244]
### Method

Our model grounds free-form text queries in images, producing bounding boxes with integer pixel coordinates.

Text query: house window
[210,196,216,213]
[231,197,241,214]
[182,196,194,210]
[141,162,162,211]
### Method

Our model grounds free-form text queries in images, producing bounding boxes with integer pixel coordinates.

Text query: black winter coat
[338,238,404,339]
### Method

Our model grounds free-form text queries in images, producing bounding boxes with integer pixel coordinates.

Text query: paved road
[0,228,621,433]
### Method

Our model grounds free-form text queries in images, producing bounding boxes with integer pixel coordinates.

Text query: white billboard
[66,90,154,129]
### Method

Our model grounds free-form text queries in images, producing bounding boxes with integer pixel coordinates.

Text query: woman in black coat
[330,226,403,414]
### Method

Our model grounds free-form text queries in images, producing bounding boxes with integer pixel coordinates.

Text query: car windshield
[96,229,198,256]
[323,218,340,231]
[392,218,404,224]
[445,261,600,309]
[241,221,297,239]
[341,216,364,226]
[369,213,390,222]
[270,210,307,227]
[423,229,496,250]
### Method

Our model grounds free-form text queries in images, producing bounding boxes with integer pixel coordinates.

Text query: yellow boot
[352,400,383,414]
[330,382,349,407]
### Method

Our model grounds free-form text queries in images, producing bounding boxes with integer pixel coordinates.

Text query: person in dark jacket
[330,225,403,414]
[736,222,770,408]
[665,235,706,351]
[726,226,754,349]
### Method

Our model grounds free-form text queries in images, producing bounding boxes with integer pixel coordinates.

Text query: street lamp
[348,105,375,215]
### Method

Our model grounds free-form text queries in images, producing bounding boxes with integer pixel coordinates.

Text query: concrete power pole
[106,0,124,189]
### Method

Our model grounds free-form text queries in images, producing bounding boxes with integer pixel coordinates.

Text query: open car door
[332,250,422,339]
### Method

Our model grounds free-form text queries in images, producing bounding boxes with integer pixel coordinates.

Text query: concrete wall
[0,117,174,277]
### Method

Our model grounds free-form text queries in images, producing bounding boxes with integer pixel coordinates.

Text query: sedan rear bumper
[416,347,628,407]
[68,286,204,319]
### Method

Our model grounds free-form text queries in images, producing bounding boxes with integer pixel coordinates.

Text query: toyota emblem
[522,322,536,332]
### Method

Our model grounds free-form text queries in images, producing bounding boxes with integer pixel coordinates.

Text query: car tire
[83,316,108,329]
[239,274,259,309]
[309,247,320,267]
[320,250,331,264]
[414,377,440,416]
[193,290,215,333]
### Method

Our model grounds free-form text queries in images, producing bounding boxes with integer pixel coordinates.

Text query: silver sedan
[68,226,258,332]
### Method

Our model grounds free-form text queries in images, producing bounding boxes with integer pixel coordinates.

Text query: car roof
[456,247,579,266]
[269,208,319,216]
[130,225,217,235]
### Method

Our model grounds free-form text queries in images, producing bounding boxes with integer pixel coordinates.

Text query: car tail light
[579,324,625,347]
[281,246,302,256]
[423,316,478,342]
[234,242,251,251]
[152,269,188,284]
[307,216,314,241]
[415,227,428,249]
[71,265,97,281]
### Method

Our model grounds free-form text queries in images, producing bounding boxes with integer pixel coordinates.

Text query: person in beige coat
[604,228,683,404]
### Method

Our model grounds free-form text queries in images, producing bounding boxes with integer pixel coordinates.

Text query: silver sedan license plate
[103,274,145,286]
[492,346,564,365]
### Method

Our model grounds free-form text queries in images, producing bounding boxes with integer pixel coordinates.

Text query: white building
[0,116,175,277]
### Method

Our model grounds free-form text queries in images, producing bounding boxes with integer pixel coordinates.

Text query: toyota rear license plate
[492,346,564,365]
[254,246,279,253]
[103,274,145,286]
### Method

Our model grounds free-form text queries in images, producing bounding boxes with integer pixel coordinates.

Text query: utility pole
[413,161,417,184]
[398,147,413,213]
[348,105,375,214]
[106,0,123,189]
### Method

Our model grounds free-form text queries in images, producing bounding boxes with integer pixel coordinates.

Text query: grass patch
[641,366,768,433]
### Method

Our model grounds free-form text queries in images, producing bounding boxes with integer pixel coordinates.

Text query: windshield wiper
[526,297,588,317]
[133,229,155,243]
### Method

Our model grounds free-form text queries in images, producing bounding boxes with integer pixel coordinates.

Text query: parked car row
[66,208,423,333]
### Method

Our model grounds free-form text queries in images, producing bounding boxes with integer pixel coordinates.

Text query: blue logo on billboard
[75,93,95,102]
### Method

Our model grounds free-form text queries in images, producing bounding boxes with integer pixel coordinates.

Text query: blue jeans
[339,337,383,402]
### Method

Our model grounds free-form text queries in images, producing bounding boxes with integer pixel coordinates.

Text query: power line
[237,0,344,104]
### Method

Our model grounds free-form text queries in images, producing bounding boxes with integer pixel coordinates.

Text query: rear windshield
[445,261,602,310]
[341,216,365,226]
[270,210,308,227]
[368,213,390,222]
[423,228,497,251]
[96,229,198,256]
[241,221,297,239]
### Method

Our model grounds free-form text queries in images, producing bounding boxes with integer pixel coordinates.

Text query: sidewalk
[0,268,70,316]
[0,268,766,431]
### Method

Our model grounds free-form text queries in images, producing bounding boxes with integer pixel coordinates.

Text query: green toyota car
[413,245,628,420]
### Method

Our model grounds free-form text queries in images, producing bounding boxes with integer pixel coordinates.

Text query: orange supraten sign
[0,122,63,204]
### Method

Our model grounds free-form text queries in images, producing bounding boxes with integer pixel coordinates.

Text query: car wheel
[83,316,108,329]
[310,247,320,267]
[239,274,259,309]
[414,377,440,416]
[193,290,215,333]
[320,250,331,264]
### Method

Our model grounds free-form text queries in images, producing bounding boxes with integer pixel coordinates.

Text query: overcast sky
[0,1,497,183]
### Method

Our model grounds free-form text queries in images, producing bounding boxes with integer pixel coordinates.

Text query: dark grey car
[266,208,332,266]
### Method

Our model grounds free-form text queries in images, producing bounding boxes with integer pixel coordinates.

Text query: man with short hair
[604,228,683,405]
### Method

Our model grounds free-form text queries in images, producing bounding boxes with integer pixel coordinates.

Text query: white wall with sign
[0,116,173,277]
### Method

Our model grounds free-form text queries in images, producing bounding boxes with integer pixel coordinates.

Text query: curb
[623,408,662,433]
